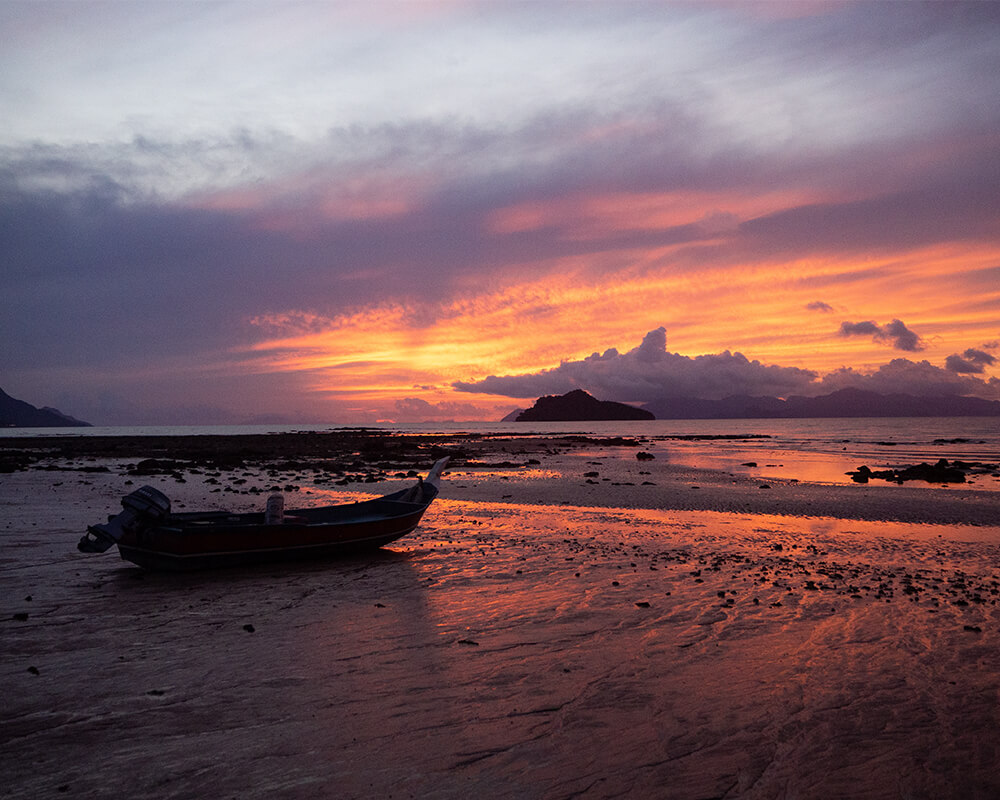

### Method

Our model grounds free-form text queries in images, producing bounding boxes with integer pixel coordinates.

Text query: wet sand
[2,432,999,798]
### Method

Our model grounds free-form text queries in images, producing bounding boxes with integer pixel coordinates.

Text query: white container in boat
[265,493,284,524]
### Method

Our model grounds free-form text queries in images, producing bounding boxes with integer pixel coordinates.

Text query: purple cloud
[807,301,834,312]
[839,321,882,337]
[819,358,1000,400]
[393,397,484,422]
[838,319,924,352]
[454,328,819,401]
[945,347,997,374]
[455,329,1000,404]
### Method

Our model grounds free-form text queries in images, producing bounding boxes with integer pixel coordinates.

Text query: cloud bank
[455,329,1000,403]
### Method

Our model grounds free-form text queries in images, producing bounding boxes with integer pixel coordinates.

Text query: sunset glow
[2,1,998,424]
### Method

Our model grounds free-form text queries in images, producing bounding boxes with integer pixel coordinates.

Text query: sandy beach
[2,431,999,798]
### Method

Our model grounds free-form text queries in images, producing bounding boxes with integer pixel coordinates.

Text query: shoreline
[2,432,999,798]
[2,429,998,527]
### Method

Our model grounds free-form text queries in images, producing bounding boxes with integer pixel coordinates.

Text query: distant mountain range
[641,388,1000,419]
[502,387,1000,421]
[0,388,91,427]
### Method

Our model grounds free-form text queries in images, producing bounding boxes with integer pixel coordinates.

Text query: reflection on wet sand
[2,439,999,798]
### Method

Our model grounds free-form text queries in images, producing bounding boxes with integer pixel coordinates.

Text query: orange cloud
[241,238,999,418]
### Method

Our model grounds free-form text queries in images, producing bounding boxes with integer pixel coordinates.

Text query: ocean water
[4,417,999,490]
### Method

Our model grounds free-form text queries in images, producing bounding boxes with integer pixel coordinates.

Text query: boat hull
[113,486,438,571]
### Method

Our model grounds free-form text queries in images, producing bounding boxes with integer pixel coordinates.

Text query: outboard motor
[78,485,171,553]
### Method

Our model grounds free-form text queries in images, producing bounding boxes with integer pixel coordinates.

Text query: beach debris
[636,452,655,460]
[635,601,651,608]
[243,624,256,633]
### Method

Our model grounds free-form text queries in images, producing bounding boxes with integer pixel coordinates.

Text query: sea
[5,417,1000,491]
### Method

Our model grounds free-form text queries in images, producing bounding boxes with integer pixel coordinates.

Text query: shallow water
[7,417,999,491]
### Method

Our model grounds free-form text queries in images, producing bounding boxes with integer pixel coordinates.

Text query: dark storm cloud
[838,319,924,352]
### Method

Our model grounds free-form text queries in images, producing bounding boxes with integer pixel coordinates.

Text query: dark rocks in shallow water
[130,458,189,476]
[898,461,966,483]
[849,459,968,485]
[636,452,655,461]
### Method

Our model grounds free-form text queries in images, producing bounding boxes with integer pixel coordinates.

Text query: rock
[849,459,968,485]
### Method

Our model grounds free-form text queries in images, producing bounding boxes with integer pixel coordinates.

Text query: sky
[2,0,999,425]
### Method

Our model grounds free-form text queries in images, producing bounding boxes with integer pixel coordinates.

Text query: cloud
[838,318,924,351]
[838,320,882,337]
[2,3,999,424]
[881,319,924,352]
[945,347,997,374]
[819,358,1000,400]
[455,328,1000,403]
[454,328,819,401]
[392,397,488,422]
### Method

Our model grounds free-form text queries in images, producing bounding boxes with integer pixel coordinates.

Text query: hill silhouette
[0,388,91,427]
[516,390,655,421]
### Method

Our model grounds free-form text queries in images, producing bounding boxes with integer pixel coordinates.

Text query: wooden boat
[78,458,448,571]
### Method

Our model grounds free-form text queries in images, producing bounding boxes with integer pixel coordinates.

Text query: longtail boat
[78,458,448,571]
